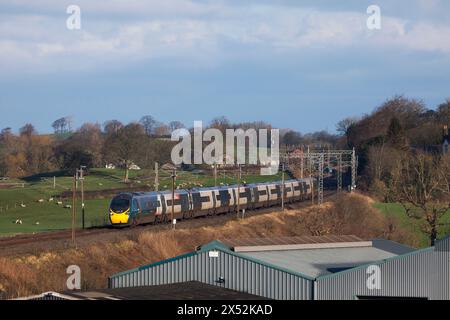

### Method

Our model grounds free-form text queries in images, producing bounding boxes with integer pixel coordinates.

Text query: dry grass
[0,193,419,299]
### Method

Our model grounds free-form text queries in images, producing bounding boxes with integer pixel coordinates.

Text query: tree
[336,117,358,136]
[154,123,170,136]
[55,123,104,171]
[51,117,72,135]
[168,121,185,132]
[104,123,147,182]
[19,124,37,138]
[209,116,231,134]
[282,130,302,146]
[140,115,157,136]
[103,120,123,136]
[391,152,450,245]
[437,99,450,126]
[387,117,407,149]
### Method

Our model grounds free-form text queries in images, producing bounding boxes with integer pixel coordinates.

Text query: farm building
[109,235,450,300]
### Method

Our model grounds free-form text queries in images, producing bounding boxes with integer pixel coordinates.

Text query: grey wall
[316,238,450,300]
[109,249,314,300]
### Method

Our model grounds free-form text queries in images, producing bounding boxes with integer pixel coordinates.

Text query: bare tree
[103,120,124,136]
[392,151,450,245]
[140,115,157,136]
[168,121,185,132]
[336,117,359,136]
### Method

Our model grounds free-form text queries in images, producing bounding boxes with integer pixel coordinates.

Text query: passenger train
[109,178,313,226]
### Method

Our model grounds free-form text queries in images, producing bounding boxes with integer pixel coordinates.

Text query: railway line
[0,190,337,256]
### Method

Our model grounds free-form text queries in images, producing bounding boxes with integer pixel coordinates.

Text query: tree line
[336,96,450,245]
[0,116,184,179]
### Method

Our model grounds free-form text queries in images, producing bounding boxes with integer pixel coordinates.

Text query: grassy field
[0,168,282,235]
[374,202,450,247]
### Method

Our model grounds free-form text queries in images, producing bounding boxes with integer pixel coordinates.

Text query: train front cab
[109,193,132,225]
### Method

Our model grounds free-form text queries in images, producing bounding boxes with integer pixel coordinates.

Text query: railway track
[0,190,337,255]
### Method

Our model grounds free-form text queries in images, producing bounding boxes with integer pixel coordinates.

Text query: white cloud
[1,1,450,74]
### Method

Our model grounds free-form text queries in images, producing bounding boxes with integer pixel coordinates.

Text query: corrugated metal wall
[316,238,450,300]
[110,250,314,300]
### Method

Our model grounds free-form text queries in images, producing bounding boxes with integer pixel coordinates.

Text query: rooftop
[19,281,268,300]
[217,235,415,278]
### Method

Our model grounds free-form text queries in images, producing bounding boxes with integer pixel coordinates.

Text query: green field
[0,168,282,235]
[374,202,450,247]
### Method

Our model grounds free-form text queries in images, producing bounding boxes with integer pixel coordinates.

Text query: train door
[251,186,259,209]
[218,189,230,213]
[159,194,167,222]
[191,191,202,217]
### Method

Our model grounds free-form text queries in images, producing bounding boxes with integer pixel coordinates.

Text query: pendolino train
[109,178,313,226]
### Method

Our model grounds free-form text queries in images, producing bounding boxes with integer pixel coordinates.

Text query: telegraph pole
[155,162,159,191]
[78,166,86,229]
[214,163,217,187]
[171,169,176,229]
[281,163,285,211]
[71,174,76,246]
[237,164,241,219]
[351,147,356,192]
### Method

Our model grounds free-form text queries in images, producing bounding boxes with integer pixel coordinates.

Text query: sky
[0,0,450,134]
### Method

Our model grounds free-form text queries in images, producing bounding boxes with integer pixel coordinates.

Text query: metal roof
[242,246,400,278]
[19,281,268,300]
[222,235,366,251]
[220,236,415,278]
[109,236,418,282]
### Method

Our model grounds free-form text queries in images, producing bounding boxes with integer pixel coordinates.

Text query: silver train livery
[109,178,313,226]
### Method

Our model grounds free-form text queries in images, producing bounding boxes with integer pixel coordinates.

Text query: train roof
[112,178,311,198]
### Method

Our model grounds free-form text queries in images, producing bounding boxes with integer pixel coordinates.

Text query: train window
[110,197,130,213]
[258,190,267,195]
[285,187,292,192]
[157,201,161,207]
[167,199,181,206]
[216,195,221,201]
[200,196,211,202]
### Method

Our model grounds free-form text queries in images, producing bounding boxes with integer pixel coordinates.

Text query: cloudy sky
[1,0,449,133]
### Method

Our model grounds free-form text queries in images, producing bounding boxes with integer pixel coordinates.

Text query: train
[108,178,314,226]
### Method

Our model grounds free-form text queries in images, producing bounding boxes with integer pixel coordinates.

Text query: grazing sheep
[57,201,63,205]
[38,199,44,203]
[14,219,23,225]
[48,198,54,202]
[20,203,26,208]
[64,205,72,209]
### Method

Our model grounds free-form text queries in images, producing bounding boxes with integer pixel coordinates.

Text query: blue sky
[1,0,450,133]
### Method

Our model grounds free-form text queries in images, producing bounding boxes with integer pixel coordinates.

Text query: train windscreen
[110,196,130,213]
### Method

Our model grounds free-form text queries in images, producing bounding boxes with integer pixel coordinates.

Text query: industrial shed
[316,236,450,300]
[109,235,449,300]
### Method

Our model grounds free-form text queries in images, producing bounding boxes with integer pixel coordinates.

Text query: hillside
[0,193,420,299]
